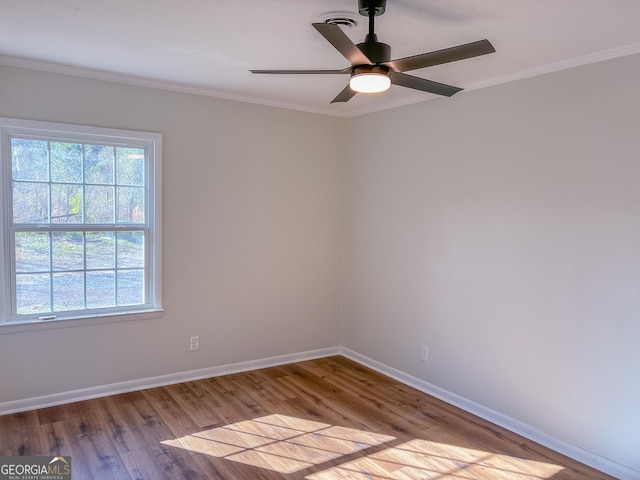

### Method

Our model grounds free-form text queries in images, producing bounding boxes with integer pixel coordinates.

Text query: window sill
[0,309,164,335]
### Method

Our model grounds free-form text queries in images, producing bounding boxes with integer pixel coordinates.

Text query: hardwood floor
[0,356,613,479]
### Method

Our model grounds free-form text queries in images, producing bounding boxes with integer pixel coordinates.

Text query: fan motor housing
[352,64,390,76]
[357,40,391,64]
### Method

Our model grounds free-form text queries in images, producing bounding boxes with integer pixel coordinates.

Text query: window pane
[4,120,159,321]
[85,185,114,223]
[117,186,145,223]
[117,270,144,305]
[12,182,49,223]
[53,272,85,311]
[85,144,114,184]
[86,271,115,308]
[116,147,145,186]
[117,232,144,268]
[86,232,115,269]
[51,184,83,223]
[11,138,48,181]
[15,232,50,273]
[51,142,82,183]
[16,273,51,314]
[52,232,84,271]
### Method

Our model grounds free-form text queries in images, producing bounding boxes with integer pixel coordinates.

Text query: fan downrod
[357,0,390,64]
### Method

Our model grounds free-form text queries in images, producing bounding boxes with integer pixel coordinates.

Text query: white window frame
[0,118,163,333]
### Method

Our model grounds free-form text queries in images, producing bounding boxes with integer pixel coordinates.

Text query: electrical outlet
[420,345,429,362]
[190,336,199,352]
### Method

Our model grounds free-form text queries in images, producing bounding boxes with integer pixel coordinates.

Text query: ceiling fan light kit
[250,0,495,104]
[350,65,391,93]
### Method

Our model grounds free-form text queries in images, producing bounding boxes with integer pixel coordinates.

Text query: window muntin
[1,119,161,325]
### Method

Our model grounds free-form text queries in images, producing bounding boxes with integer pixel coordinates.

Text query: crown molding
[2,41,640,118]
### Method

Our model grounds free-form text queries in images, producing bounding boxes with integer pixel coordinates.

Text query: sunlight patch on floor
[163,414,563,478]
[162,413,396,474]
[305,439,565,480]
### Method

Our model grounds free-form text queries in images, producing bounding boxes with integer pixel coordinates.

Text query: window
[0,118,162,328]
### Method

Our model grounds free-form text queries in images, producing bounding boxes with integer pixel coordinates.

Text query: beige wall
[0,66,345,400]
[343,53,640,472]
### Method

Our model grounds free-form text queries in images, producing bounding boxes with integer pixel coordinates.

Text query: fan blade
[389,71,462,97]
[250,69,349,74]
[312,23,371,66]
[386,39,495,72]
[330,84,357,103]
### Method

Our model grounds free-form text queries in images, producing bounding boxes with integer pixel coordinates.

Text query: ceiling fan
[250,0,495,104]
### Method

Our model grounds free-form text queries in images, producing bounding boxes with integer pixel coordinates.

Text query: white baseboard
[0,346,340,416]
[1,345,636,479]
[339,347,638,480]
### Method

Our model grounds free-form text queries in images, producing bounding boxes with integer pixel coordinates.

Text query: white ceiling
[2,0,640,117]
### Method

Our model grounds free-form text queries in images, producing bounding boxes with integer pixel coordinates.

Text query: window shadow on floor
[162,413,564,479]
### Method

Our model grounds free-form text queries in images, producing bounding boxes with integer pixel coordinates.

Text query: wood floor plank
[91,395,150,454]
[212,386,272,425]
[61,409,132,480]
[120,443,205,480]
[142,386,204,435]
[36,400,90,426]
[278,365,415,436]
[34,420,96,480]
[0,356,615,480]
[238,369,300,406]
[0,410,39,456]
